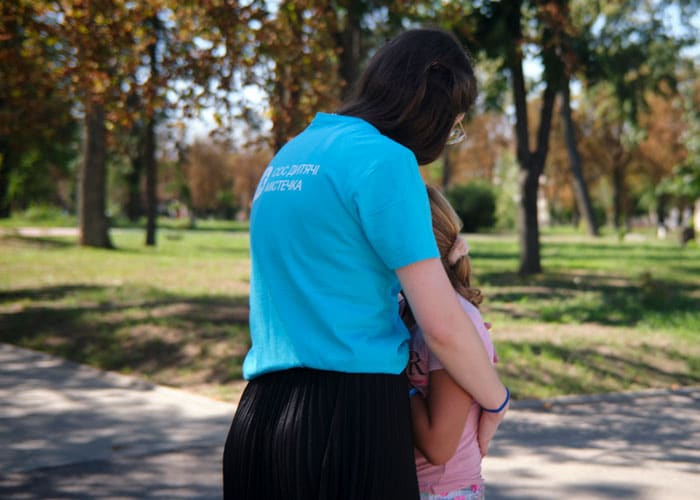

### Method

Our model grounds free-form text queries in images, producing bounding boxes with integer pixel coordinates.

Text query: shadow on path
[1,344,699,500]
[0,344,234,499]
[485,388,700,499]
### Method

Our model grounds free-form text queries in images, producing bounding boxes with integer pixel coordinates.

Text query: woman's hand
[477,403,508,457]
[397,258,508,410]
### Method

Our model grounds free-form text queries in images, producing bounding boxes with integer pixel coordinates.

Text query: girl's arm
[397,258,508,412]
[411,370,473,465]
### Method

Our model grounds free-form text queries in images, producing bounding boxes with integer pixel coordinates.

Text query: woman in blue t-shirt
[223,28,509,500]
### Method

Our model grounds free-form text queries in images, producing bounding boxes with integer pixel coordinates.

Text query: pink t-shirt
[406,293,496,495]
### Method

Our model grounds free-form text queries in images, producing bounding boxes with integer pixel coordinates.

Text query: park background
[1,0,699,405]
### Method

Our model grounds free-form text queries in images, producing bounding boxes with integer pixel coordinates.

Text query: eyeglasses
[446,118,466,146]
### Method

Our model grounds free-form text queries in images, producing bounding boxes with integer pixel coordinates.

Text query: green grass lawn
[1,223,698,403]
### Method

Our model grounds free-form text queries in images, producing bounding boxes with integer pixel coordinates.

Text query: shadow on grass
[0,285,251,387]
[189,245,251,257]
[113,219,250,233]
[498,340,700,400]
[480,271,700,329]
[1,230,252,258]
[1,234,76,249]
[0,285,106,303]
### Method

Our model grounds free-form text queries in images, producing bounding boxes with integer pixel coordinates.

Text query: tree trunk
[338,2,362,99]
[272,70,290,153]
[79,101,112,248]
[0,139,14,218]
[144,29,158,247]
[518,167,541,274]
[655,193,667,229]
[611,161,625,231]
[507,1,557,275]
[144,113,157,246]
[0,14,20,219]
[272,60,303,153]
[125,133,143,222]
[560,82,598,236]
[608,118,631,232]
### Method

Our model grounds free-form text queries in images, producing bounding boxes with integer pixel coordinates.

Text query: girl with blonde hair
[404,185,506,500]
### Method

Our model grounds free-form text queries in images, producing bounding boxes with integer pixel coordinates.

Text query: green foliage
[581,1,695,126]
[548,203,576,226]
[591,203,608,230]
[0,206,76,228]
[7,132,79,212]
[446,181,497,232]
[658,81,700,202]
[657,163,700,206]
[492,153,519,230]
[21,205,70,223]
[215,189,239,220]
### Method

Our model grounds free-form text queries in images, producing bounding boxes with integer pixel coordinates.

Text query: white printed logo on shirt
[253,163,321,201]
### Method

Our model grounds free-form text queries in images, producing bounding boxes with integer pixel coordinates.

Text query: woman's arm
[410,370,473,465]
[397,258,508,411]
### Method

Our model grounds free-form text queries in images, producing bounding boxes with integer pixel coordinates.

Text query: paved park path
[1,343,698,499]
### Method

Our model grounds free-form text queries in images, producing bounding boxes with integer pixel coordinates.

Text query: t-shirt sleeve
[427,346,445,372]
[354,147,439,270]
[460,297,496,364]
[429,297,496,372]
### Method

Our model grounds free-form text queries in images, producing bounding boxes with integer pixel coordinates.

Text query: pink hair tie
[447,236,469,265]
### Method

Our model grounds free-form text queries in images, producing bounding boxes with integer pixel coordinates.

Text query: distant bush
[0,204,77,228]
[494,186,517,231]
[23,205,71,223]
[549,204,577,226]
[445,181,497,232]
[592,203,607,228]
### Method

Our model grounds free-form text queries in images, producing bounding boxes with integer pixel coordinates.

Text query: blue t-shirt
[243,112,439,379]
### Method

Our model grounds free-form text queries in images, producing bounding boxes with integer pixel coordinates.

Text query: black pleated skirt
[222,368,419,500]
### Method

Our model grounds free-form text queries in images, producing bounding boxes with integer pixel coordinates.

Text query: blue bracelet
[483,387,510,413]
[409,387,420,398]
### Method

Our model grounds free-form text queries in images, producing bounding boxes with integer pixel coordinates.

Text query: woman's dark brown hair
[338,28,477,165]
